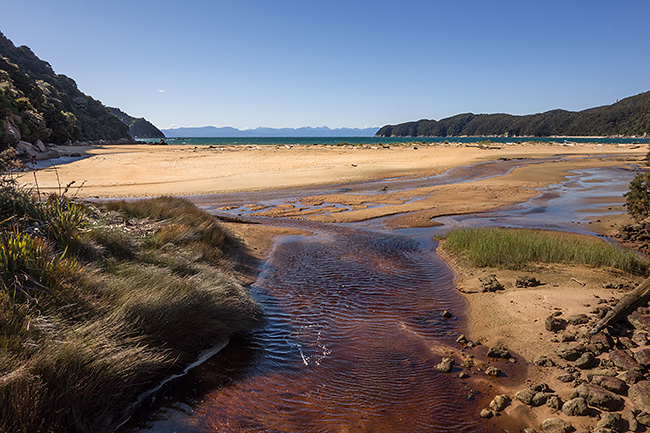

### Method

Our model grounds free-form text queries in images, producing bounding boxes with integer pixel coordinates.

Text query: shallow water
[120,160,638,433]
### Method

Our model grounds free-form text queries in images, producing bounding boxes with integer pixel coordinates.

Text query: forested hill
[0,31,131,147]
[108,107,164,138]
[376,91,650,138]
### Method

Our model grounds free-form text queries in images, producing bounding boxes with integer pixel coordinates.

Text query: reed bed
[443,227,647,275]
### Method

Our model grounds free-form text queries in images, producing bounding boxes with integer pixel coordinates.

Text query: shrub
[626,171,650,222]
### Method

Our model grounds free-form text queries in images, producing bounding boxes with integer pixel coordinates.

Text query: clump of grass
[443,227,648,275]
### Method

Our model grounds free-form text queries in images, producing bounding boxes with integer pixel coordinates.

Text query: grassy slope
[0,184,262,433]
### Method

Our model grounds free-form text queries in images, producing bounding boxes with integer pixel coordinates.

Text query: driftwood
[590,276,650,334]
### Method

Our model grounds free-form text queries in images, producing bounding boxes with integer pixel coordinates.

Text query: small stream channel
[120,158,639,433]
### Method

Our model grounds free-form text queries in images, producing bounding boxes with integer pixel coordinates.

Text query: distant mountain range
[162,125,379,138]
[377,91,650,138]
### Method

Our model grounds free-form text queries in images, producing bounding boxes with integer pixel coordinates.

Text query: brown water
[120,159,637,433]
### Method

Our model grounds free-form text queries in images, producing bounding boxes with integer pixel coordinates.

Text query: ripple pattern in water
[127,225,503,433]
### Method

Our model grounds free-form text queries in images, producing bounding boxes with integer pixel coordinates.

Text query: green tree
[626,171,650,222]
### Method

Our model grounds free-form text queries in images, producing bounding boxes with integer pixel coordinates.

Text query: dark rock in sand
[532,383,552,393]
[479,408,494,418]
[456,334,467,344]
[516,389,537,405]
[541,417,574,433]
[586,368,618,381]
[489,394,511,412]
[590,376,628,395]
[629,311,650,332]
[562,397,589,416]
[635,348,650,366]
[557,373,577,383]
[618,370,645,385]
[479,274,504,292]
[532,392,557,407]
[546,315,568,332]
[629,381,650,413]
[556,343,585,361]
[589,333,615,355]
[534,355,556,367]
[546,395,563,411]
[575,351,598,369]
[485,366,501,377]
[610,349,643,372]
[560,331,576,342]
[516,275,541,288]
[487,346,511,359]
[441,310,453,318]
[567,314,590,325]
[570,384,624,411]
[435,357,454,372]
[595,412,623,432]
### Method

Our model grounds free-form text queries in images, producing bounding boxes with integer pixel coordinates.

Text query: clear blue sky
[2,0,649,130]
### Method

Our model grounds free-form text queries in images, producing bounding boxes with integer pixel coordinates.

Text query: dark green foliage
[0,31,130,147]
[107,107,164,138]
[626,171,650,222]
[377,91,650,137]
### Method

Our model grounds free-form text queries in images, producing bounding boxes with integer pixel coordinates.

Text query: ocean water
[138,136,648,147]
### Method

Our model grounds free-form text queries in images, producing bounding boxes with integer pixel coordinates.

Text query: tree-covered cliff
[0,31,130,147]
[108,107,164,138]
[377,91,650,138]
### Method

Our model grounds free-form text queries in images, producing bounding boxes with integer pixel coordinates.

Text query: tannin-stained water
[121,160,638,433]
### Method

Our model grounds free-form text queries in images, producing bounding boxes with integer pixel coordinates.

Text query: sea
[137,136,648,147]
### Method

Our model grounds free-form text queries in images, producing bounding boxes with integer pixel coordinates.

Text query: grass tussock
[0,169,262,433]
[443,227,648,275]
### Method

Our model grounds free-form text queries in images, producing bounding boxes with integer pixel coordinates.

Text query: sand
[25,140,649,431]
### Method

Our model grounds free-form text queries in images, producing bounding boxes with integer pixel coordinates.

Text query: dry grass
[0,194,262,433]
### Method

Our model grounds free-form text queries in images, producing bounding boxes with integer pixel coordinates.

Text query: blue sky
[1,1,649,130]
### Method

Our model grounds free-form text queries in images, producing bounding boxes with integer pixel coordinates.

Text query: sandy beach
[26,141,650,431]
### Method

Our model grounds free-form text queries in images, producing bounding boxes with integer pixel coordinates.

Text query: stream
[120,158,639,433]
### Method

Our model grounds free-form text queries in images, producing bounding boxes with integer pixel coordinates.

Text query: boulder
[546,395,562,411]
[489,394,511,412]
[34,139,46,152]
[15,141,34,155]
[610,349,643,372]
[479,274,504,292]
[586,368,618,381]
[485,366,501,377]
[629,311,650,332]
[557,373,576,383]
[635,348,650,366]
[629,381,650,413]
[595,413,622,432]
[487,346,511,359]
[435,357,454,373]
[618,370,645,385]
[534,355,556,367]
[575,352,597,369]
[589,333,615,355]
[632,331,650,346]
[590,376,628,395]
[516,389,537,405]
[532,392,557,407]
[637,411,650,426]
[561,397,589,416]
[570,384,624,411]
[541,417,574,433]
[479,408,494,418]
[556,343,585,361]
[546,315,567,332]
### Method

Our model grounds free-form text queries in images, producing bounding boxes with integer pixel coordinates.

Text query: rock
[516,389,537,405]
[485,366,501,377]
[459,372,469,379]
[635,348,650,366]
[570,384,624,411]
[479,408,494,418]
[532,383,552,393]
[586,368,618,381]
[589,333,615,355]
[637,411,650,426]
[34,139,46,152]
[567,314,590,325]
[629,311,650,332]
[628,412,639,431]
[629,381,650,413]
[561,331,576,342]
[487,346,511,359]
[546,395,563,411]
[441,310,453,318]
[562,397,589,416]
[489,394,511,412]
[556,343,585,361]
[632,331,650,346]
[435,357,454,373]
[591,376,629,395]
[575,352,597,369]
[532,392,556,407]
[516,276,541,287]
[534,355,556,367]
[455,334,467,344]
[479,274,504,292]
[557,373,576,383]
[595,413,622,432]
[541,417,574,433]
[523,429,538,433]
[618,370,645,385]
[15,141,34,155]
[546,315,568,332]
[610,349,643,372]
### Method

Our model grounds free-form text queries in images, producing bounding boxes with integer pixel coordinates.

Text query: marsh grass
[443,227,648,275]
[0,192,262,433]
